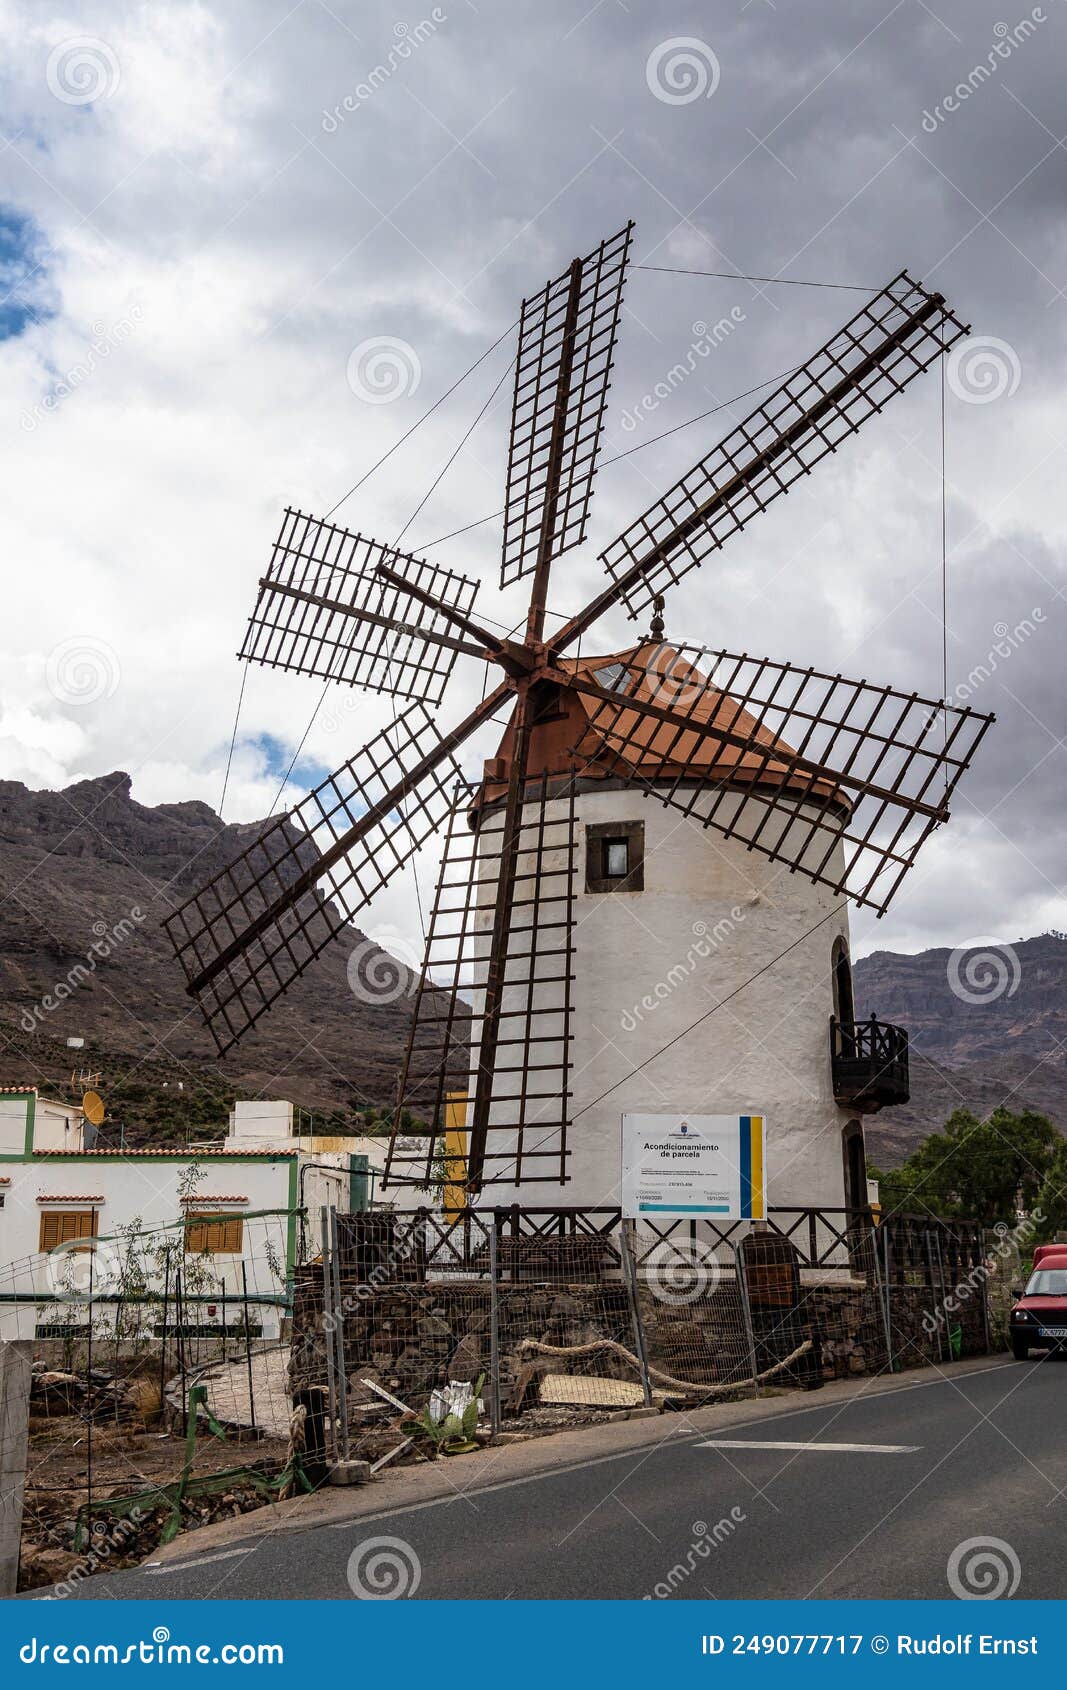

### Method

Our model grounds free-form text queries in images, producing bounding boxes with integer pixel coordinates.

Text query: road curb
[140,1354,1014,1570]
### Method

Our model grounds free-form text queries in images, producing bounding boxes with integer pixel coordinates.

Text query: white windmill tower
[166,222,993,1223]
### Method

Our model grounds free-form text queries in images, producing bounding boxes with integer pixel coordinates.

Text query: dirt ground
[20,1407,292,1592]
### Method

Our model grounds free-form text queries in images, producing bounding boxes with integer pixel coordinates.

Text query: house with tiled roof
[0,1091,393,1342]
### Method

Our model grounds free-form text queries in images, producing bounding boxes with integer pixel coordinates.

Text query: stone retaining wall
[288,1251,996,1422]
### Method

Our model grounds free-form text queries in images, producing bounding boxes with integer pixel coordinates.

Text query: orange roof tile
[179,1195,249,1205]
[37,1194,106,1203]
[478,642,846,811]
[32,1148,295,1159]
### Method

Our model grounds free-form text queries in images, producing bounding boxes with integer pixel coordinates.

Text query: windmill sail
[501,222,633,589]
[165,703,467,1053]
[568,643,994,915]
[240,508,481,707]
[383,776,577,1189]
[559,273,966,643]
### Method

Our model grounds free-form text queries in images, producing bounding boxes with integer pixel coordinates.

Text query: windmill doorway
[842,1120,868,1214]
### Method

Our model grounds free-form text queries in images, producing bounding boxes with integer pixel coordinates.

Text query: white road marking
[140,1360,1010,1551]
[142,1546,254,1575]
[696,1439,921,1453]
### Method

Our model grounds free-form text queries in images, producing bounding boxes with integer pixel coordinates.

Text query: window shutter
[38,1210,97,1251]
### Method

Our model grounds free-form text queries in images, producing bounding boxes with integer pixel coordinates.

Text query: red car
[1010,1246,1067,1360]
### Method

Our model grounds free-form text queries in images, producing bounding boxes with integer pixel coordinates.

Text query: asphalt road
[30,1357,1067,1601]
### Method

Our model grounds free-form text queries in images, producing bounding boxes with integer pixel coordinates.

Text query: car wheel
[1011,1338,1030,1360]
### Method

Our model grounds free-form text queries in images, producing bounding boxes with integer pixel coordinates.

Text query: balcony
[830,1015,910,1111]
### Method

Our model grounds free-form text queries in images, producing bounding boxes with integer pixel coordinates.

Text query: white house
[0,1091,393,1341]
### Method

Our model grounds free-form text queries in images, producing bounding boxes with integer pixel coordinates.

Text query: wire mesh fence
[874,1213,991,1369]
[6,1198,1005,1589]
[296,1205,1001,1462]
[5,1208,303,1592]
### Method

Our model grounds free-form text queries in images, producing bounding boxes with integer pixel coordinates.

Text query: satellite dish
[82,1091,105,1126]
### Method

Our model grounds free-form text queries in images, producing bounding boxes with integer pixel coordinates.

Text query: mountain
[855,933,1067,1165]
[2,773,1063,1164]
[0,772,445,1140]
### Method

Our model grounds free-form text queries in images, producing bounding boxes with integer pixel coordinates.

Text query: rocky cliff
[0,771,433,1130]
[855,933,1067,1164]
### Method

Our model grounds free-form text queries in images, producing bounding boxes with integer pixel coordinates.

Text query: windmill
[165,222,994,1205]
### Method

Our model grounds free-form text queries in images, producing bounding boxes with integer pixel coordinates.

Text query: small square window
[585,819,644,893]
[604,839,629,878]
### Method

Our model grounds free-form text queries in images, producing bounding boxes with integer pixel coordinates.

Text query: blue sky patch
[0,205,51,341]
[250,733,333,793]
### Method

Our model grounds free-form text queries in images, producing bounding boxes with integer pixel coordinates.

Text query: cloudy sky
[1,0,1065,966]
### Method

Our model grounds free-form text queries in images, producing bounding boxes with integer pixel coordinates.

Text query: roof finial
[649,593,665,641]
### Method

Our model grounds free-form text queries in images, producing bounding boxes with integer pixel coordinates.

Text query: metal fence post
[870,1226,893,1374]
[882,1223,895,1369]
[933,1229,953,1358]
[158,1252,170,1416]
[923,1230,945,1363]
[620,1220,653,1408]
[86,1208,96,1516]
[329,1208,350,1460]
[175,1266,188,1434]
[980,1231,993,1356]
[734,1241,762,1397]
[488,1220,502,1439]
[240,1261,257,1435]
[319,1207,338,1462]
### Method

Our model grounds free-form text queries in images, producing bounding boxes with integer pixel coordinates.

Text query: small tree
[872,1107,1059,1227]
[1033,1139,1067,1242]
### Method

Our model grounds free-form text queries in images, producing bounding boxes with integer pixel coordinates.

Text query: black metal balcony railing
[830,1014,910,1110]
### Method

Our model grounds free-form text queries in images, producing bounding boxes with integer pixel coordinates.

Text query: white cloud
[0,0,1063,984]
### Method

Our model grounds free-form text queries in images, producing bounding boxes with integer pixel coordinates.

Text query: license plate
[1037,1326,1067,1338]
